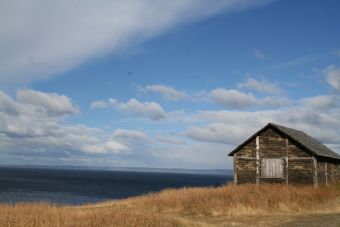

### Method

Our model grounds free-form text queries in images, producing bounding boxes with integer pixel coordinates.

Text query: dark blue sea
[0,167,231,205]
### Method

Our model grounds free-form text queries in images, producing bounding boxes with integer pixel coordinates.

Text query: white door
[261,158,283,178]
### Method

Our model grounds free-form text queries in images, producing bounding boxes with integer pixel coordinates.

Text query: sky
[0,0,339,169]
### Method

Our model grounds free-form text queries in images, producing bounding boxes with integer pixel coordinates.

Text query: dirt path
[172,212,339,226]
[73,192,340,226]
[165,196,340,226]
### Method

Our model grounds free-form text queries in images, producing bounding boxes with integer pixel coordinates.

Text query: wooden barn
[228,123,340,186]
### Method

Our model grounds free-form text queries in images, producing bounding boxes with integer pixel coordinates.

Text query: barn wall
[235,158,256,184]
[291,158,340,185]
[288,142,311,157]
[257,128,314,185]
[317,161,326,185]
[328,163,337,184]
[316,160,340,185]
[288,159,314,185]
[258,128,286,184]
[335,164,340,181]
[259,129,286,158]
[233,126,340,185]
[235,138,256,184]
[236,139,256,157]
[287,143,314,185]
[234,127,315,185]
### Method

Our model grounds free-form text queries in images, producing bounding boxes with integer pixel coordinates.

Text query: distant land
[0,165,233,176]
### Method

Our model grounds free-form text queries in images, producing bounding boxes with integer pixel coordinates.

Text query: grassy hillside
[0,183,339,227]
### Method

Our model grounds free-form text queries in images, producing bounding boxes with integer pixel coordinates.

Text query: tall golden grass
[126,183,337,216]
[0,183,338,227]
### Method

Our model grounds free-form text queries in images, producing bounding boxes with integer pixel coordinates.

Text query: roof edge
[228,123,340,161]
[228,123,272,156]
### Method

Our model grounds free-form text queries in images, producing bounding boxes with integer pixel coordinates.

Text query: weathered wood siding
[327,163,337,184]
[317,161,326,185]
[258,129,286,184]
[233,127,340,185]
[288,142,311,157]
[259,129,286,158]
[234,138,256,184]
[235,158,256,184]
[236,139,256,157]
[336,165,340,182]
[287,142,314,185]
[235,128,314,185]
[288,159,314,185]
[316,161,340,185]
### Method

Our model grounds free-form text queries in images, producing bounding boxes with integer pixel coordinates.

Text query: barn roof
[228,123,340,161]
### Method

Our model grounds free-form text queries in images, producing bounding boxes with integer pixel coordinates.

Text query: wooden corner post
[233,154,237,184]
[325,162,328,186]
[313,157,318,188]
[256,136,260,185]
[285,138,289,185]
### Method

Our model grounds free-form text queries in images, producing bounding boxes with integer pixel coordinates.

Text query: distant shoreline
[0,165,233,176]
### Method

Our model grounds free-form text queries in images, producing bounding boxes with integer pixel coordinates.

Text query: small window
[261,158,283,178]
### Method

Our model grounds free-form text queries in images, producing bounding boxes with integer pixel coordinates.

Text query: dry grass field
[0,183,339,227]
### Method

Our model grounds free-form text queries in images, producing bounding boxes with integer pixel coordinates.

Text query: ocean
[0,167,232,205]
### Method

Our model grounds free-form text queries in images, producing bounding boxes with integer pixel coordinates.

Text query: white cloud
[165,110,200,124]
[90,98,119,109]
[1,86,339,168]
[210,89,257,108]
[116,98,166,120]
[17,89,79,116]
[139,82,288,108]
[90,100,109,109]
[113,129,148,141]
[149,141,231,169]
[144,84,191,101]
[0,0,273,87]
[185,123,245,144]
[299,95,339,109]
[91,98,166,120]
[325,65,340,92]
[0,89,128,155]
[156,134,186,145]
[238,77,282,94]
[209,88,290,108]
[82,141,128,154]
[253,49,264,60]
[139,85,290,109]
[187,95,340,150]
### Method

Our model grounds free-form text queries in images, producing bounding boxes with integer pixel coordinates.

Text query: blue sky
[0,0,339,169]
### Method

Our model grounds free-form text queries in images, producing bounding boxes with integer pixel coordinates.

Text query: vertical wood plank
[256,136,260,185]
[331,164,336,184]
[285,138,289,185]
[261,159,284,178]
[233,154,237,184]
[325,162,328,186]
[313,157,318,188]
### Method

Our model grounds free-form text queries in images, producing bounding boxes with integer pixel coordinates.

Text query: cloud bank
[0,89,128,156]
[1,67,340,168]
[0,0,273,87]
[186,93,340,149]
[325,65,340,92]
[143,85,191,101]
[238,77,282,94]
[91,98,166,120]
[209,88,290,108]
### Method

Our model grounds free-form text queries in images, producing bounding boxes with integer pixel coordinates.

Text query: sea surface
[0,167,232,205]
